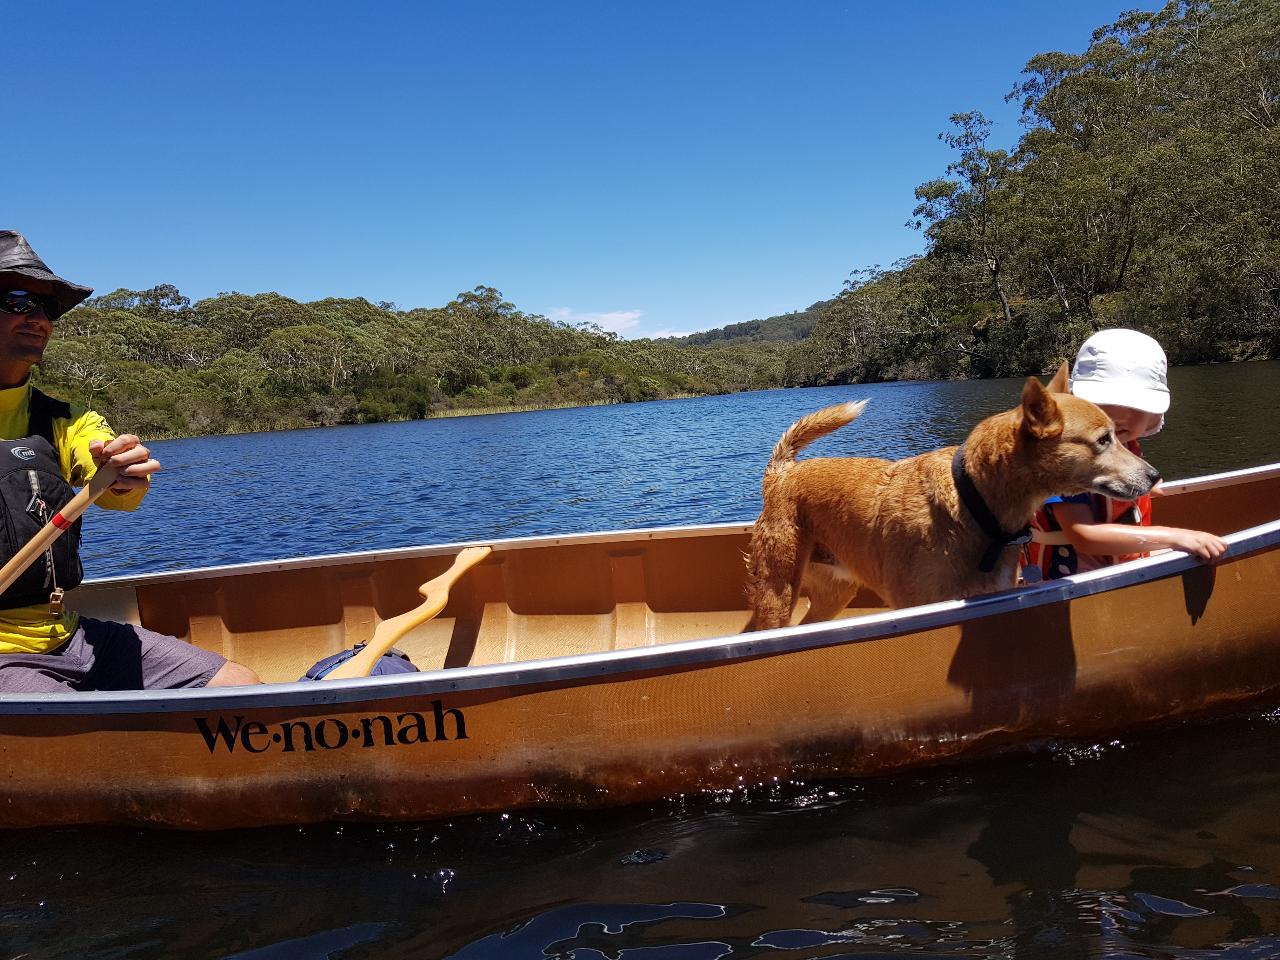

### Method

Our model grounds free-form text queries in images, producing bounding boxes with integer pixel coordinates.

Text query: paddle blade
[322,545,492,680]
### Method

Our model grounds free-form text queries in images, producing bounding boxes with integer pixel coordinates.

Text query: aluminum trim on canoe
[1152,460,1280,495]
[70,461,1280,591]
[5,515,1276,717]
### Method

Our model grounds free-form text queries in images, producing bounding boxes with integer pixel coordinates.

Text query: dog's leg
[745,503,807,632]
[788,534,815,626]
[799,562,859,624]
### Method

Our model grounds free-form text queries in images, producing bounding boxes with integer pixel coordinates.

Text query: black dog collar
[951,445,1032,573]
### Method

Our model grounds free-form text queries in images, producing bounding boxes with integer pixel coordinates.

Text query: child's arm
[1052,503,1228,563]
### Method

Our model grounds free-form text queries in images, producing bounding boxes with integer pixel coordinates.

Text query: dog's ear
[1020,375,1064,440]
[1046,361,1070,394]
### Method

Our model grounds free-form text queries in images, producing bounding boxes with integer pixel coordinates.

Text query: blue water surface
[80,362,1277,579]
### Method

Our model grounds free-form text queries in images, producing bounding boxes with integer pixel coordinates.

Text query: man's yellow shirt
[0,381,147,654]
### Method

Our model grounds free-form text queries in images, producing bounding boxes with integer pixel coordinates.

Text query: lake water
[4,361,1280,959]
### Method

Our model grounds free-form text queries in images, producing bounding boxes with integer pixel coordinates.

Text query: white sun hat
[1069,328,1170,414]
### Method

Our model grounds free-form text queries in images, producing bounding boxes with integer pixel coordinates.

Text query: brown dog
[744,366,1161,630]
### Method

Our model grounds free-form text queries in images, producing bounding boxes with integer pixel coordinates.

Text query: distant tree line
[38,0,1275,437]
[37,285,786,437]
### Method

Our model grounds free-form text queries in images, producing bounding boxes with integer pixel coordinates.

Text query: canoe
[2,462,1278,830]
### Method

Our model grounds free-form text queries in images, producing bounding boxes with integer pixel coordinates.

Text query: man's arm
[61,409,159,511]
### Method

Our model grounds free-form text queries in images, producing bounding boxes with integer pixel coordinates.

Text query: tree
[912,112,1020,330]
[261,324,355,392]
[88,284,191,317]
[39,338,121,408]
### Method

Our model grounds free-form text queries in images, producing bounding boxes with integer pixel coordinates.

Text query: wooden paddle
[0,462,121,601]
[323,545,493,680]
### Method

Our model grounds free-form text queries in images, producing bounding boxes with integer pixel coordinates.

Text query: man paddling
[0,231,260,691]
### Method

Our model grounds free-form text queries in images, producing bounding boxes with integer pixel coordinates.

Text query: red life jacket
[1023,441,1154,581]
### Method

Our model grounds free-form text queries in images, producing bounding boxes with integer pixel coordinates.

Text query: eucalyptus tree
[911,112,1021,331]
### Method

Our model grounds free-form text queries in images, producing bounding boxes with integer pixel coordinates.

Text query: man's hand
[89,435,161,494]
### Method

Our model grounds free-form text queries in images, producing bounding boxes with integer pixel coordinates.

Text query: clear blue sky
[13,1,1144,339]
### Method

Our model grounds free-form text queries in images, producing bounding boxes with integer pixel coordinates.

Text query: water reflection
[5,713,1280,957]
[444,902,729,959]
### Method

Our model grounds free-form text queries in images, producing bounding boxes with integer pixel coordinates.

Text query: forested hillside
[37,286,785,437]
[39,0,1275,436]
[785,0,1278,385]
[674,303,828,347]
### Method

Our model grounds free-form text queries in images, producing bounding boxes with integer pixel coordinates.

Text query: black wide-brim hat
[0,230,93,320]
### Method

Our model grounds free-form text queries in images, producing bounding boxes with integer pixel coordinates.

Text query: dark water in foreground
[4,361,1280,959]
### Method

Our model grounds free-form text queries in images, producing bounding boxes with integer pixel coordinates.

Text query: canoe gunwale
[1145,460,1280,496]
[4,510,1276,718]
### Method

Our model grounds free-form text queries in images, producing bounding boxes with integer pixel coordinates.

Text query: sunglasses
[0,290,55,317]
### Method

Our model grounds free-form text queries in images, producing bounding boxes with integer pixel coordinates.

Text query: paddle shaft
[323,545,492,680]
[0,463,120,600]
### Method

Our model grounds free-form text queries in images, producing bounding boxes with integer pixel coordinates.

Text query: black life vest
[0,389,83,608]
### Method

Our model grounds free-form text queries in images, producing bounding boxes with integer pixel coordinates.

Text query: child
[1023,328,1227,581]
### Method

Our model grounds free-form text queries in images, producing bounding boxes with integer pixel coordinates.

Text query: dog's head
[1017,363,1161,500]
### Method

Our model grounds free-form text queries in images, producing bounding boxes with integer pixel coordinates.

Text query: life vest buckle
[49,587,65,615]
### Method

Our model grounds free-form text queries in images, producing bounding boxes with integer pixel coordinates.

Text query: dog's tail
[764,400,868,484]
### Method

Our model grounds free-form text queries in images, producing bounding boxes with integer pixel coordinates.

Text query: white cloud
[547,307,645,336]
[646,328,696,340]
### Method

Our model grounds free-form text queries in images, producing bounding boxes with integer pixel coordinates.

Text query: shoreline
[142,393,709,441]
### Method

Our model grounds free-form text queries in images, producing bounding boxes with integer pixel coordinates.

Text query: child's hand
[1168,528,1228,562]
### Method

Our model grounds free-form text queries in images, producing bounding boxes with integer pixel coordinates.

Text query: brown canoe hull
[1,464,1277,829]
